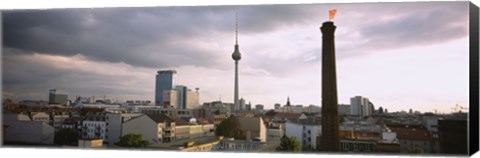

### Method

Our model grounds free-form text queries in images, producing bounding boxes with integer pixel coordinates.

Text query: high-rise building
[175,85,188,109]
[155,70,176,106]
[246,102,252,111]
[169,85,200,109]
[49,89,68,105]
[231,13,242,113]
[350,96,371,117]
[274,103,281,110]
[239,98,246,111]
[255,104,264,114]
[185,89,200,109]
[163,89,178,108]
[319,13,340,151]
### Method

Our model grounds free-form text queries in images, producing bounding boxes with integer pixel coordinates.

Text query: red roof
[390,126,431,141]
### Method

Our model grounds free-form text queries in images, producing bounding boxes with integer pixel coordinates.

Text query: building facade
[155,70,177,106]
[3,113,55,144]
[285,119,322,149]
[49,89,68,105]
[350,96,371,117]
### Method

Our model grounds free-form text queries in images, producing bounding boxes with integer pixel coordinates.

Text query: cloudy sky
[1,1,470,113]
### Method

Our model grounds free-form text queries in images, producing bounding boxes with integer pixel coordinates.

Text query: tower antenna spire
[235,12,238,45]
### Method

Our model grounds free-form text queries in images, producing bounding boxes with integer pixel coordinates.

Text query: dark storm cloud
[1,2,471,101]
[2,49,153,101]
[2,5,322,70]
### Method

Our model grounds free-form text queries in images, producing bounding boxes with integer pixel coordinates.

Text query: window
[308,130,311,134]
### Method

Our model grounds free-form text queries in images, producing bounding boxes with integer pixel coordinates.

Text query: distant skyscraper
[320,11,340,151]
[246,102,252,111]
[239,98,246,111]
[185,88,200,109]
[155,70,176,106]
[172,85,200,109]
[49,89,68,105]
[350,96,371,117]
[274,103,281,110]
[175,85,187,109]
[162,89,178,108]
[232,13,242,112]
[255,104,264,114]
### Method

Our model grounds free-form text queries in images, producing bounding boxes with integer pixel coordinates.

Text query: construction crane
[451,104,469,113]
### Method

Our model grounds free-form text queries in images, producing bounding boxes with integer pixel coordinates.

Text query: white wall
[285,122,303,144]
[3,114,55,144]
[285,122,321,149]
[122,115,159,144]
[105,113,142,145]
[53,115,69,131]
[82,121,107,141]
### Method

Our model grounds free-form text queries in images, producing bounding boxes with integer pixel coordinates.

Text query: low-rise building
[53,115,70,131]
[31,112,50,123]
[3,113,55,145]
[138,106,192,118]
[389,125,434,153]
[285,115,321,150]
[78,138,104,148]
[218,138,266,151]
[236,116,267,142]
[105,112,143,146]
[121,114,176,144]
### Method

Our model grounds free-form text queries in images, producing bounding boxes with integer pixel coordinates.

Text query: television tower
[232,13,242,110]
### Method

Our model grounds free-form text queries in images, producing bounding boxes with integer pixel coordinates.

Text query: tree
[276,135,301,152]
[54,128,79,146]
[265,109,276,117]
[408,146,424,153]
[115,133,150,148]
[378,107,384,114]
[215,116,245,140]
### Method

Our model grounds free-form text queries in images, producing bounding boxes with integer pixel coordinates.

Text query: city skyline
[2,2,470,113]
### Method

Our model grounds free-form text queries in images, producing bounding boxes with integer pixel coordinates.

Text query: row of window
[84,123,106,127]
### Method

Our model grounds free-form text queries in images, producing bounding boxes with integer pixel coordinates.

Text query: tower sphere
[232,45,242,61]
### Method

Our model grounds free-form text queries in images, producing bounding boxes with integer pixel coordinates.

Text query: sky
[1,1,471,113]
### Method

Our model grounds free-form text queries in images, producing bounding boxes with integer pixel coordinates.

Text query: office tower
[175,85,188,109]
[350,96,371,117]
[320,14,340,151]
[231,14,242,112]
[172,85,200,109]
[48,89,68,105]
[274,103,281,110]
[163,89,178,108]
[155,70,176,106]
[185,89,200,109]
[239,98,245,111]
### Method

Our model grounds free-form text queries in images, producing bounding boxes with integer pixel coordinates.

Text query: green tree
[378,107,384,114]
[408,146,424,153]
[215,116,245,140]
[115,133,150,148]
[54,128,79,146]
[265,110,276,117]
[276,135,301,152]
